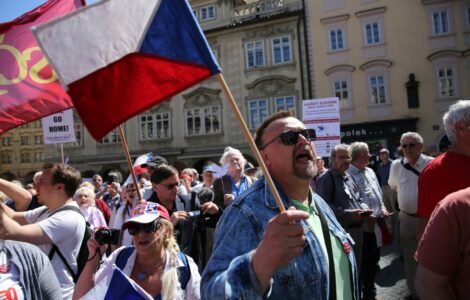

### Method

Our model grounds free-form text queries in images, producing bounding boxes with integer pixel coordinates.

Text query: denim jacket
[201,177,359,299]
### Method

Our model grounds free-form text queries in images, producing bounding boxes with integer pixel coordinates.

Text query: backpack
[115,246,191,290]
[39,205,92,283]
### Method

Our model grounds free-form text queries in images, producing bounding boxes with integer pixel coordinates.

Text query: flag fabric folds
[81,263,152,300]
[0,0,84,135]
[34,0,222,140]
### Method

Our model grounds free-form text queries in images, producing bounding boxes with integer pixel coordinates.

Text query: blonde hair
[160,219,184,300]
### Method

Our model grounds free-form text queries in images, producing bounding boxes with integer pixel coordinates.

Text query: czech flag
[0,0,84,135]
[81,263,152,300]
[33,0,221,140]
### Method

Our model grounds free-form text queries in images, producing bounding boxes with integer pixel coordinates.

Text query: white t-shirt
[111,204,133,247]
[0,251,25,300]
[24,203,85,300]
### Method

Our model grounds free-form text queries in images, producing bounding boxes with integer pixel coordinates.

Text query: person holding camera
[73,201,200,300]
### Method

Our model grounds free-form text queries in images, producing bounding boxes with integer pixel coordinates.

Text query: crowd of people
[0,100,468,299]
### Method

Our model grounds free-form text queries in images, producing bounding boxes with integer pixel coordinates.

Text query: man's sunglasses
[158,182,179,190]
[127,220,162,236]
[401,143,416,149]
[260,129,316,150]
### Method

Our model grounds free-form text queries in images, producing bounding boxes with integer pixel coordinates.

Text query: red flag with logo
[0,0,85,135]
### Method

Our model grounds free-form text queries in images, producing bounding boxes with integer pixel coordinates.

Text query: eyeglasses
[158,182,179,190]
[260,129,316,150]
[401,143,416,149]
[128,220,162,235]
[127,189,137,193]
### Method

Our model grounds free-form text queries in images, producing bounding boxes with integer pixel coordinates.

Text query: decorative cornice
[182,87,221,99]
[427,49,461,61]
[360,59,393,70]
[355,6,387,18]
[245,75,296,90]
[324,64,355,76]
[320,14,350,25]
[421,0,454,6]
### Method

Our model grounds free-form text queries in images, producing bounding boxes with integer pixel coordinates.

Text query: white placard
[42,109,76,144]
[302,97,341,157]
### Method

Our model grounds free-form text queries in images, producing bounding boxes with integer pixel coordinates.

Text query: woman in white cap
[73,201,200,300]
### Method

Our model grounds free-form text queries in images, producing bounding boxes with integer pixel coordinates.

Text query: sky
[0,0,97,23]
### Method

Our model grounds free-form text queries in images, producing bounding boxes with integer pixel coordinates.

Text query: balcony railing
[233,0,285,20]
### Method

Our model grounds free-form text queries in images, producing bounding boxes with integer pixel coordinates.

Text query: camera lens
[95,229,111,245]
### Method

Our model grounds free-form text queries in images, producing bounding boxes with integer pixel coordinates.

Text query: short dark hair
[150,165,179,184]
[254,111,294,149]
[43,163,81,198]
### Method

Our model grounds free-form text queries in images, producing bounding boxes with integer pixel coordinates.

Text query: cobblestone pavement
[375,242,410,300]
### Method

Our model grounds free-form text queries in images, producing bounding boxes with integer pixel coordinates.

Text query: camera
[94,228,120,245]
[188,210,201,218]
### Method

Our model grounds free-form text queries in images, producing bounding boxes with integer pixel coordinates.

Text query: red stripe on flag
[68,53,212,140]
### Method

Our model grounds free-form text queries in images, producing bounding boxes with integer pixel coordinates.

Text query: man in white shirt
[388,132,433,300]
[0,163,85,299]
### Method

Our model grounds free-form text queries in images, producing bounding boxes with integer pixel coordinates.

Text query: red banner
[0,0,84,135]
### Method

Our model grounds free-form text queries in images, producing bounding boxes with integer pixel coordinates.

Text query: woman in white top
[73,201,200,300]
[74,186,107,230]
[111,183,138,247]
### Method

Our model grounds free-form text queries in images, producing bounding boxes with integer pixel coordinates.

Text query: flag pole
[60,143,64,164]
[117,125,143,202]
[217,74,285,212]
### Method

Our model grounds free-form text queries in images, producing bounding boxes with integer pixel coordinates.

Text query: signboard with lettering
[302,97,340,157]
[41,109,76,144]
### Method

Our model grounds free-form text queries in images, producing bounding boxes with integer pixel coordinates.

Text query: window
[20,136,30,145]
[20,153,31,163]
[333,80,351,108]
[2,153,12,164]
[34,135,43,145]
[246,41,265,68]
[432,10,449,35]
[200,5,215,21]
[369,75,386,104]
[2,137,11,147]
[34,152,44,162]
[467,7,470,28]
[186,106,221,136]
[272,36,292,64]
[248,99,268,129]
[437,66,456,98]
[329,29,344,51]
[64,122,83,147]
[99,129,121,144]
[364,22,381,45]
[33,120,42,128]
[140,112,171,140]
[20,123,30,129]
[274,96,296,113]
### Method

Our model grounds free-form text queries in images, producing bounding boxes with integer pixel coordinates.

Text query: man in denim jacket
[201,112,359,299]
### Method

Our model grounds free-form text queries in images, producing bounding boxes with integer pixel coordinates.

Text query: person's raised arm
[73,238,107,300]
[0,178,32,212]
[0,213,51,244]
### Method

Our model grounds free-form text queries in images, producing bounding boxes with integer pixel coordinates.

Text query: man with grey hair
[388,132,433,299]
[317,144,371,267]
[348,142,390,300]
[417,100,470,234]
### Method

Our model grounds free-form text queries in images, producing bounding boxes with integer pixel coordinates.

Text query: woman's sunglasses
[260,129,316,150]
[127,220,162,236]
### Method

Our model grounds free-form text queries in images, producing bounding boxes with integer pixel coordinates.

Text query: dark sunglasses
[127,220,162,236]
[260,129,316,150]
[158,182,178,190]
[401,143,416,149]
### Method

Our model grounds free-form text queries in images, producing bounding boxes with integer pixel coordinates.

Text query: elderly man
[417,100,470,237]
[348,142,390,300]
[415,187,470,299]
[202,111,358,299]
[316,144,370,268]
[388,132,433,300]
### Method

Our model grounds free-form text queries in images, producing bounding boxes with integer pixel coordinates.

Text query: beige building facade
[0,0,309,180]
[306,0,469,156]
